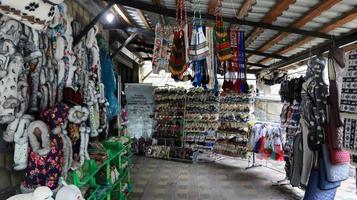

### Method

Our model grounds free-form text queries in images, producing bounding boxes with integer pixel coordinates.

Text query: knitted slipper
[28,120,50,156]
[3,118,20,142]
[79,125,86,165]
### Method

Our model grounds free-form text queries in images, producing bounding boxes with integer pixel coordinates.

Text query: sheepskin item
[60,133,72,179]
[3,118,20,142]
[22,133,64,192]
[40,102,70,130]
[28,120,50,156]
[7,186,53,200]
[13,115,34,171]
[55,185,83,200]
[68,106,89,124]
[0,0,61,30]
[0,55,23,124]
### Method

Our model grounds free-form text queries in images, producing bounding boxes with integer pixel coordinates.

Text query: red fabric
[274,144,285,161]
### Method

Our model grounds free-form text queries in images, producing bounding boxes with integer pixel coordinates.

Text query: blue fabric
[192,60,202,87]
[213,29,219,96]
[97,35,120,120]
[319,158,341,190]
[304,170,337,200]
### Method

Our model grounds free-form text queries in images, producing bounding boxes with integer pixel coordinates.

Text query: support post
[110,32,138,59]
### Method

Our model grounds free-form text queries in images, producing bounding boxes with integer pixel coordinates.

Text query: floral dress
[22,134,64,191]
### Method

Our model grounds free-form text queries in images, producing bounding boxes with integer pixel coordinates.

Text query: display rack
[213,92,254,159]
[67,136,132,200]
[184,88,219,152]
[153,88,186,147]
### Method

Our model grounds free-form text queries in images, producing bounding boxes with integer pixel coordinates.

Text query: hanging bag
[189,0,209,61]
[214,1,233,62]
[169,0,188,76]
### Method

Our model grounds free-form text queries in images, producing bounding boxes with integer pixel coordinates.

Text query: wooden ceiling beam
[208,0,220,15]
[136,9,152,29]
[113,0,332,38]
[248,0,341,61]
[259,8,357,64]
[113,4,134,26]
[246,0,295,46]
[236,0,255,19]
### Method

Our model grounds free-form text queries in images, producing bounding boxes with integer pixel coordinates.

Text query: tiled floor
[129,155,356,200]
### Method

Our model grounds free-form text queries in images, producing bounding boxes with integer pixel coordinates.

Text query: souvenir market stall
[0,1,132,199]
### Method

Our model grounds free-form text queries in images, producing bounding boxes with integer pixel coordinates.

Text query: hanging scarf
[168,0,188,76]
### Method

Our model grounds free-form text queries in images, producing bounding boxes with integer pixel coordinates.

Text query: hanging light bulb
[106,13,114,23]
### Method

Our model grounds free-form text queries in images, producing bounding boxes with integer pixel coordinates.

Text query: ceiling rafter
[236,0,255,19]
[136,9,153,29]
[208,0,220,15]
[259,8,357,64]
[113,4,134,26]
[245,0,295,46]
[248,0,342,61]
[112,0,332,39]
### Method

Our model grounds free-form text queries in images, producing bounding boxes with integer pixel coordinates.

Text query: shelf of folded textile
[213,136,249,158]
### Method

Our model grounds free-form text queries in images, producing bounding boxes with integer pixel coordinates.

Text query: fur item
[13,115,34,170]
[55,185,83,200]
[3,118,20,142]
[39,85,49,111]
[68,106,89,124]
[60,133,73,179]
[8,186,53,200]
[28,120,50,156]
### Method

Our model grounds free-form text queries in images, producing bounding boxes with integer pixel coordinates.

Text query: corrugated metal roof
[111,0,357,71]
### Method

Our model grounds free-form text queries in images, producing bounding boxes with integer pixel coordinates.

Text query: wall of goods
[148,0,257,161]
[254,49,356,198]
[0,1,131,199]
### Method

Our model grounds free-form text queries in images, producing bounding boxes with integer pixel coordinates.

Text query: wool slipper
[79,125,86,166]
[68,106,89,124]
[28,120,50,156]
[13,115,34,171]
[39,85,49,111]
[3,118,20,142]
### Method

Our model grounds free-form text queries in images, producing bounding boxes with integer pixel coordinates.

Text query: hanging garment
[300,118,317,186]
[289,130,303,187]
[302,56,329,151]
[97,34,119,120]
[327,47,347,149]
[152,24,173,74]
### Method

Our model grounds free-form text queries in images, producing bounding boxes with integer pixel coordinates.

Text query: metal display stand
[245,152,262,170]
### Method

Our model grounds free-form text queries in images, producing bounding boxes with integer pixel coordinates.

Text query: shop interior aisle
[128,156,356,200]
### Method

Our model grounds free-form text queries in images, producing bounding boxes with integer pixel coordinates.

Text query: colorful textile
[22,134,64,191]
